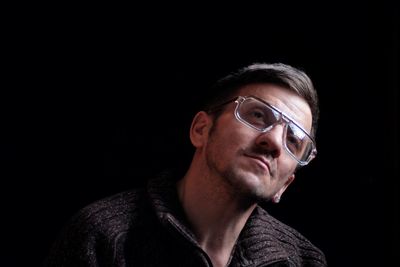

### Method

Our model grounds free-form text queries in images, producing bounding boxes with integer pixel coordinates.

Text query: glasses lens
[237,97,314,164]
[285,123,314,163]
[237,98,280,131]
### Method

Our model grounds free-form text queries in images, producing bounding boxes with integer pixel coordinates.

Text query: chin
[226,169,272,200]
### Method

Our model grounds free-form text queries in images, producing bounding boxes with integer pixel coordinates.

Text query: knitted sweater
[43,174,327,266]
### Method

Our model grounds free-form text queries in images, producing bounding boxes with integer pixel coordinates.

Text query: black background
[2,2,398,266]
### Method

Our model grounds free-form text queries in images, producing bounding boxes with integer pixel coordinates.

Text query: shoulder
[71,188,148,238]
[251,206,327,266]
[43,188,148,266]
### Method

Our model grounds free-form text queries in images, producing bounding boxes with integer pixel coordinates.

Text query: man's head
[189,63,318,203]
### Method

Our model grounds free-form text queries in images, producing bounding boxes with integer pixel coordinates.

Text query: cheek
[208,125,250,160]
[222,127,254,152]
[209,115,258,158]
[276,159,297,180]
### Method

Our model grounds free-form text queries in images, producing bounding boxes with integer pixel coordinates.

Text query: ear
[190,111,212,148]
[273,174,295,203]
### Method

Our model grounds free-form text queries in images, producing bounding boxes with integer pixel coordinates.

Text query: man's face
[203,83,313,201]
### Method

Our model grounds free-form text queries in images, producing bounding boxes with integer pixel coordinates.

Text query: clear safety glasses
[209,95,317,166]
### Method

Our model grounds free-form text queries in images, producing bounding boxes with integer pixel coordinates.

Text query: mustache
[243,147,276,174]
[244,147,274,159]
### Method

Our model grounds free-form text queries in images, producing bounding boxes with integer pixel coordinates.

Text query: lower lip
[247,156,270,173]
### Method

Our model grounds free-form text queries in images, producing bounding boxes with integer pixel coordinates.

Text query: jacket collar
[147,173,290,266]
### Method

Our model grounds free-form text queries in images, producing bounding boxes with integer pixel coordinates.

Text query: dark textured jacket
[44,174,327,266]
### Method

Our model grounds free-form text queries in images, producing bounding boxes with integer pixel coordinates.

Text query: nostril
[257,139,281,159]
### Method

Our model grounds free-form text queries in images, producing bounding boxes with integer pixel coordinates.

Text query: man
[44,63,327,266]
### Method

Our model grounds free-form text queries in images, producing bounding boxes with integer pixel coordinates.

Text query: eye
[245,108,271,128]
[286,134,302,151]
[238,99,278,129]
[250,109,265,120]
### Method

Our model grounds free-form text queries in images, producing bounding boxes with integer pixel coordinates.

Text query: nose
[255,124,285,158]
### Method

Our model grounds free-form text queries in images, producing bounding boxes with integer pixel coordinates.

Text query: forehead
[237,83,313,131]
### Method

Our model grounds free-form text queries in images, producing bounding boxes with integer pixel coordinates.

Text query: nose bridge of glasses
[267,112,288,131]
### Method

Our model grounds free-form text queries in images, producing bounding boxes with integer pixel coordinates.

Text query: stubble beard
[205,123,273,204]
[205,146,273,204]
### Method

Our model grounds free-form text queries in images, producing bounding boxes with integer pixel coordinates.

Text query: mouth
[244,153,271,173]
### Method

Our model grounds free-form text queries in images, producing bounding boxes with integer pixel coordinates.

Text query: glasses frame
[208,95,317,166]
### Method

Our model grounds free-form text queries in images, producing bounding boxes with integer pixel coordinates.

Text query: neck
[177,164,256,267]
